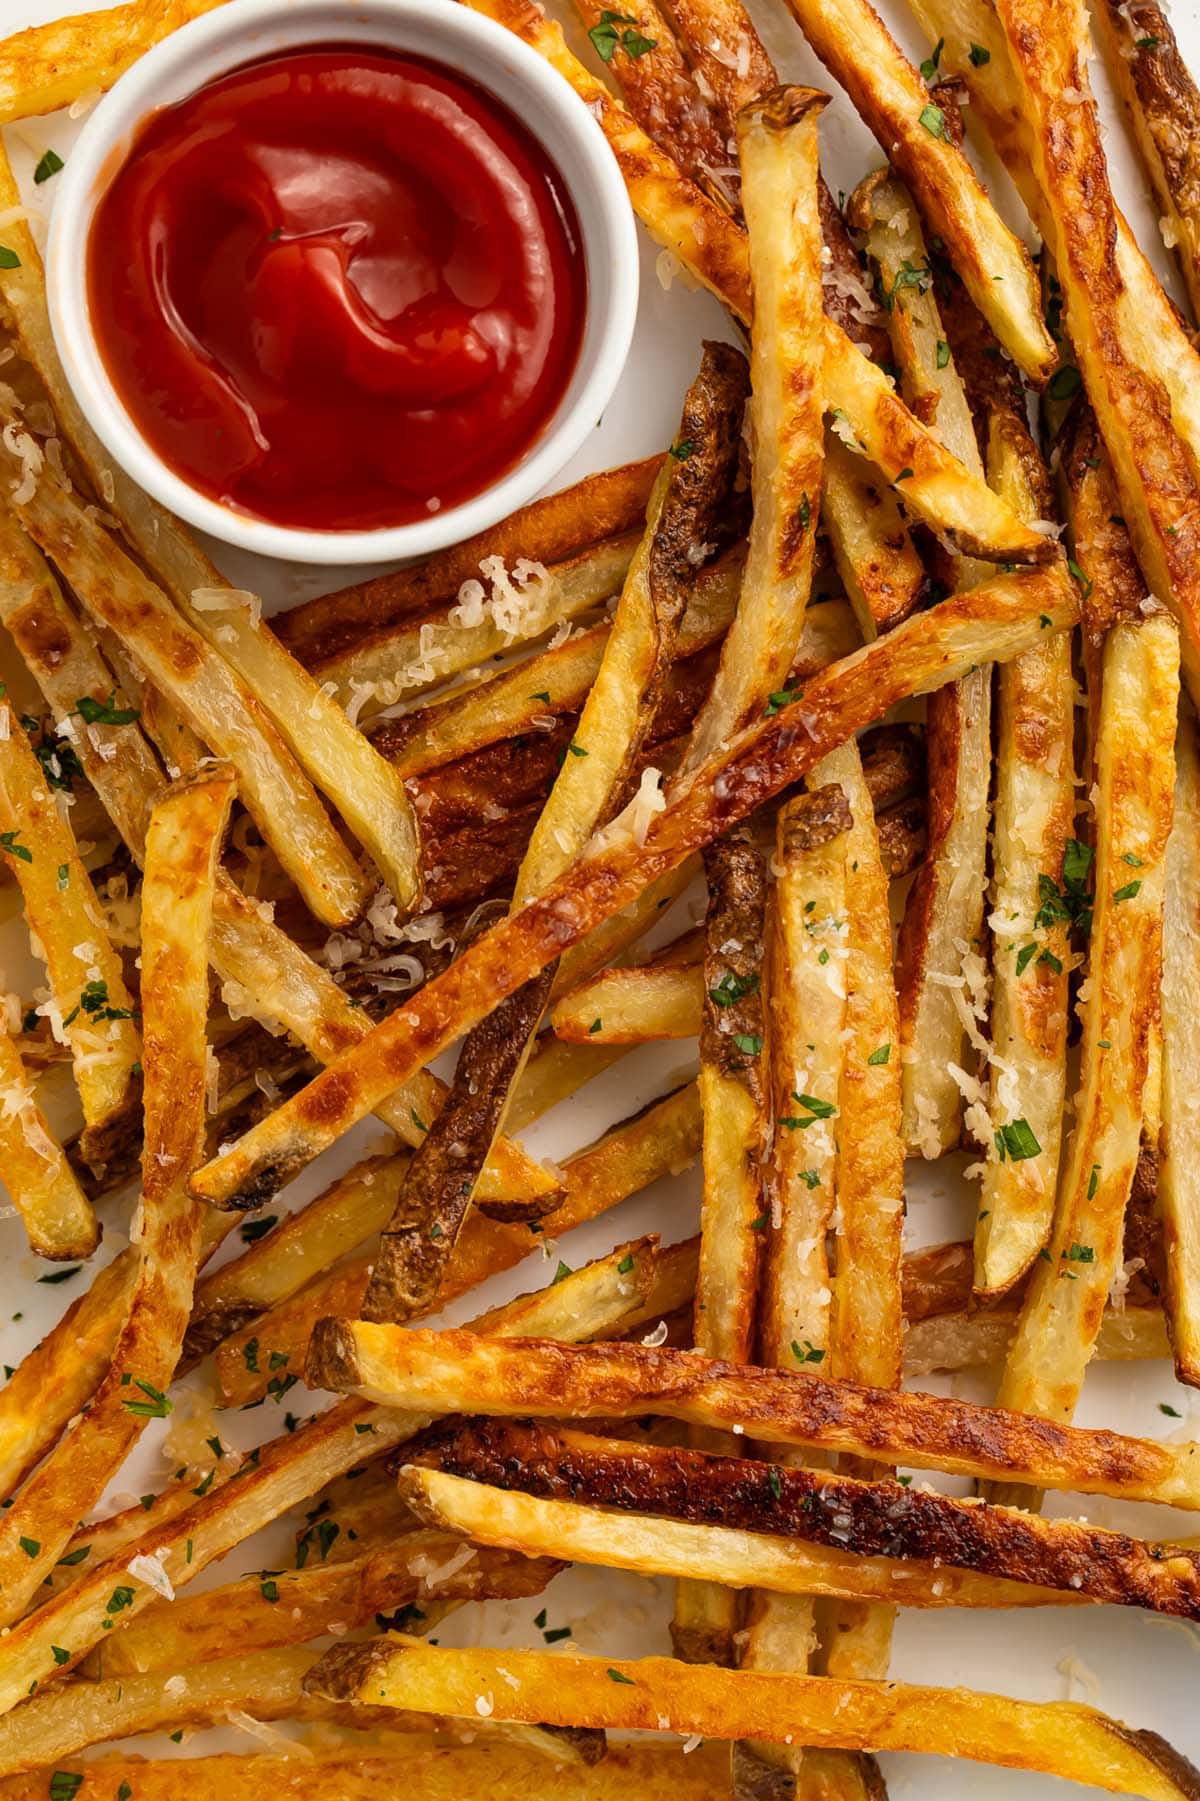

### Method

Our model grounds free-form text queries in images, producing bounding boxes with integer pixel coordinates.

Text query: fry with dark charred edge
[1090,0,1200,325]
[467,0,1053,565]
[991,612,1177,1455]
[1161,697,1200,1386]
[308,1323,1200,1508]
[403,1418,1200,1620]
[685,88,827,765]
[0,155,422,910]
[0,435,365,929]
[0,684,139,1171]
[361,345,747,1322]
[399,1457,1083,1613]
[216,1086,702,1406]
[0,763,234,1631]
[306,1636,1200,1799]
[190,564,1077,1211]
[0,1242,656,1717]
[853,172,993,1165]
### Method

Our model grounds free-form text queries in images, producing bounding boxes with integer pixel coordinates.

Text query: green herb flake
[34,149,64,184]
[709,969,760,1007]
[49,1776,83,1801]
[669,438,695,461]
[0,830,31,863]
[968,41,991,64]
[1113,880,1142,902]
[866,1043,891,1066]
[0,247,20,270]
[767,1466,783,1499]
[553,1260,573,1284]
[240,1214,278,1244]
[918,103,945,137]
[1160,1402,1182,1417]
[50,1646,70,1666]
[38,1266,80,1285]
[791,1339,825,1364]
[919,35,944,79]
[120,1377,172,1419]
[243,1337,260,1373]
[994,1118,1041,1162]
[1067,557,1092,599]
[936,339,950,368]
[18,1536,39,1558]
[764,688,797,717]
[1064,1242,1095,1262]
[75,693,139,726]
[606,1667,636,1683]
[733,1032,763,1057]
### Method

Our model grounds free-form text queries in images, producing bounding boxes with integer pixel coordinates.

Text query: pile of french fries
[0,0,1199,1791]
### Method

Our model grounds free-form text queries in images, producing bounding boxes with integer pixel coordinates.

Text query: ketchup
[88,45,587,532]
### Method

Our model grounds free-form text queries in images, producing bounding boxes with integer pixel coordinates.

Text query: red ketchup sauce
[88,45,587,531]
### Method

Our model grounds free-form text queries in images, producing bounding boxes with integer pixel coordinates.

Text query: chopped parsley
[866,1043,891,1066]
[709,970,760,1007]
[74,692,139,726]
[33,149,64,184]
[968,42,991,64]
[792,1339,825,1364]
[588,12,657,61]
[918,103,945,137]
[920,36,944,79]
[119,1376,171,1418]
[994,1118,1041,1162]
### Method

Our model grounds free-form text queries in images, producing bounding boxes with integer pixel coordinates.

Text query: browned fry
[216,1086,702,1405]
[905,1302,1170,1376]
[1161,696,1200,1385]
[95,1530,560,1677]
[277,458,660,668]
[0,1011,95,1262]
[1091,0,1200,323]
[307,1637,1200,1798]
[0,0,225,123]
[192,564,1076,1211]
[406,1417,1200,1620]
[310,1324,1200,1508]
[0,1242,652,1716]
[0,765,233,1629]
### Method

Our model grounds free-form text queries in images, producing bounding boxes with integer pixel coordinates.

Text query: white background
[3,0,1200,1793]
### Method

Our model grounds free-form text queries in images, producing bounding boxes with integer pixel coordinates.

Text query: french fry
[0,0,226,124]
[1161,697,1200,1385]
[964,353,1075,1294]
[362,346,746,1322]
[904,1300,1170,1376]
[1090,0,1200,325]
[0,441,366,928]
[406,1419,1200,1619]
[309,1323,1200,1507]
[0,1743,735,1801]
[192,563,1077,1210]
[307,1637,1200,1798]
[0,764,233,1628]
[216,1086,702,1405]
[992,613,1178,1444]
[822,435,928,640]
[551,941,703,1043]
[400,1459,1079,1614]
[95,1530,560,1677]
[0,1003,95,1260]
[466,0,1054,565]
[278,458,660,667]
[0,1248,134,1498]
[853,173,994,1163]
[0,684,139,1167]
[0,1242,657,1714]
[674,828,767,1663]
[0,161,421,911]
[684,88,827,765]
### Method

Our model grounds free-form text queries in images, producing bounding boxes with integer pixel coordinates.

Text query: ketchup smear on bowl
[87,45,587,532]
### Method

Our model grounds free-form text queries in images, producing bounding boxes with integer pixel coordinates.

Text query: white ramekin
[46,0,639,565]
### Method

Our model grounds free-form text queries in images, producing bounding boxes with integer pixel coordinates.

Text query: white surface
[3,0,1200,1793]
[44,0,641,564]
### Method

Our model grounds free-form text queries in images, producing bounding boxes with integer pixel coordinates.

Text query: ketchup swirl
[88,45,586,531]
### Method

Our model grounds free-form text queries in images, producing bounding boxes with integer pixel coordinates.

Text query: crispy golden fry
[0,511,162,856]
[193,566,1077,1210]
[684,88,827,765]
[776,0,1053,379]
[1091,0,1200,324]
[1161,697,1200,1385]
[551,958,703,1044]
[279,458,659,666]
[0,764,233,1630]
[0,1005,94,1260]
[822,435,927,640]
[0,444,364,928]
[675,829,766,1664]
[0,1248,134,1498]
[0,1744,735,1801]
[312,1323,1200,1507]
[0,160,420,910]
[308,1637,1200,1798]
[978,0,1200,701]
[992,614,1178,1442]
[400,1460,1078,1614]
[0,0,225,123]
[407,1418,1200,1618]
[216,1086,702,1405]
[95,1530,559,1677]
[0,686,139,1165]
[0,1242,652,1714]
[970,388,1074,1294]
